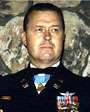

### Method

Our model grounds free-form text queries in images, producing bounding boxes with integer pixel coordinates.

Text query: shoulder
[0,67,29,93]
[0,67,29,81]
[60,63,90,87]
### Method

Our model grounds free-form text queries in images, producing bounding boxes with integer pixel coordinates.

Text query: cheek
[27,38,40,53]
[54,39,63,53]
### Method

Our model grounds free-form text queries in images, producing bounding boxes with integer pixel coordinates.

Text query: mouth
[40,46,53,49]
[40,43,54,49]
[39,43,55,58]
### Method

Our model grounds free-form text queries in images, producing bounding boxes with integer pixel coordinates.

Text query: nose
[44,30,51,41]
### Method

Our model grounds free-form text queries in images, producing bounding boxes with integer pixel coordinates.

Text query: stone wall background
[0,0,90,77]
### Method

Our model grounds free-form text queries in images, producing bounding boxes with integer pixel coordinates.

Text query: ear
[21,32,27,46]
[62,32,66,42]
[63,33,66,40]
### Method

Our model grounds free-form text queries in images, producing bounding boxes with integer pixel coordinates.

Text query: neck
[30,60,60,68]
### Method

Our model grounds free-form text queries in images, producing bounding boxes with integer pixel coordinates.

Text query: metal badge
[53,80,63,89]
[20,78,29,88]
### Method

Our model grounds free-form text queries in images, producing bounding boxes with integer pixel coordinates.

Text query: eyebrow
[35,25,44,27]
[35,24,61,27]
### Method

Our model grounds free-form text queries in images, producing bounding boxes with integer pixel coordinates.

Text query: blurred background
[0,0,90,77]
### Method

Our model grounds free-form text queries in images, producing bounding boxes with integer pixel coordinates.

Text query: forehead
[28,10,61,24]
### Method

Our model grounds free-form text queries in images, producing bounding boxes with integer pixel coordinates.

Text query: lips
[40,45,53,49]
[40,43,54,49]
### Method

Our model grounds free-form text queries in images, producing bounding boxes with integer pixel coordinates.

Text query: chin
[40,56,55,63]
[40,54,53,59]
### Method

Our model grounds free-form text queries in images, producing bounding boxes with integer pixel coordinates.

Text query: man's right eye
[35,28,44,32]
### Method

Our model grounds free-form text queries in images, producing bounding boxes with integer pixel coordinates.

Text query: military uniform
[0,63,90,112]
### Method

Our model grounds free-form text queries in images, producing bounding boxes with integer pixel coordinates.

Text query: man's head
[22,3,65,68]
[23,3,65,32]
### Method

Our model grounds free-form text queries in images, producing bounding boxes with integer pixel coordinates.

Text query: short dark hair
[23,3,65,32]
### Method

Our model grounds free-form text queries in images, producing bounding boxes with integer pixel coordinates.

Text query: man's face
[23,11,65,67]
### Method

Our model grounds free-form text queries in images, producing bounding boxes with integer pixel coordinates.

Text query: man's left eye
[51,28,60,32]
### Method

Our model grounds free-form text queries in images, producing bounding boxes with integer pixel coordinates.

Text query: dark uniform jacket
[0,63,90,112]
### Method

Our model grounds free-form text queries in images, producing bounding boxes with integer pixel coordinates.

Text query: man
[0,3,90,112]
